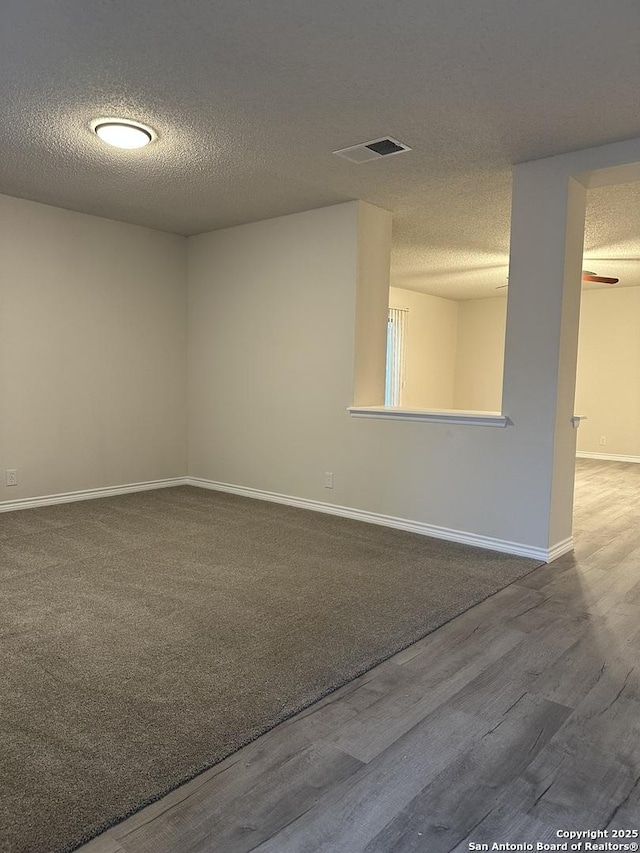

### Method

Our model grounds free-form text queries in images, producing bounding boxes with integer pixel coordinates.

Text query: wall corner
[353,202,393,407]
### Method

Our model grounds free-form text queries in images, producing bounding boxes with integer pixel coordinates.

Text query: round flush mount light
[91,118,155,149]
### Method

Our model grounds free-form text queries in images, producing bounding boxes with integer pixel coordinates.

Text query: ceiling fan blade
[496,272,619,289]
[581,274,619,284]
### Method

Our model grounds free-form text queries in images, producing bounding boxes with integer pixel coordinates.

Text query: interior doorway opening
[573,179,640,534]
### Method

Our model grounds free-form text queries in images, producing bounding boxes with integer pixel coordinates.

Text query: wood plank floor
[78,459,640,853]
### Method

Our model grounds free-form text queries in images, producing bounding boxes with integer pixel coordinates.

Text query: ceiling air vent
[333,136,412,164]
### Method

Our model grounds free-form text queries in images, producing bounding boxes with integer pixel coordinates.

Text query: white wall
[0,194,187,501]
[354,204,393,406]
[187,200,571,552]
[188,203,363,500]
[454,296,507,411]
[388,287,458,409]
[576,286,640,457]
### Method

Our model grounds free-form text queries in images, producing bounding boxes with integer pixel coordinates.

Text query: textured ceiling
[2,0,640,299]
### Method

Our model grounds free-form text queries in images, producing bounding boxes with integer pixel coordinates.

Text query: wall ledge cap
[348,406,510,427]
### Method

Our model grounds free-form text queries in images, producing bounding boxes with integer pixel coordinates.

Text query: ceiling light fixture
[92,118,155,149]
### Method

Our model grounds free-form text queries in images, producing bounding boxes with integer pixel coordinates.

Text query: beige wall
[415,285,640,459]
[575,286,640,457]
[454,296,507,411]
[388,288,506,413]
[0,194,187,501]
[388,287,458,409]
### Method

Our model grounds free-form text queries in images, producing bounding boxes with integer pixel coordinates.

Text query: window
[385,307,408,406]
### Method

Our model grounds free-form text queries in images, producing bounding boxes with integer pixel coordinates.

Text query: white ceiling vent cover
[333,136,412,164]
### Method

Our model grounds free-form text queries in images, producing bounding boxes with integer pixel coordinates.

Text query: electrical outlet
[6,469,18,486]
[599,435,606,446]
[324,472,334,489]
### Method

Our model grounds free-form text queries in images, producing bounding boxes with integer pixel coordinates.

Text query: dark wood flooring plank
[110,699,359,840]
[445,616,591,724]
[529,607,640,708]
[389,584,543,665]
[76,835,127,853]
[492,664,640,830]
[606,775,640,833]
[253,708,490,853]
[321,623,524,762]
[447,805,559,851]
[363,694,571,853]
[504,738,640,831]
[117,743,363,853]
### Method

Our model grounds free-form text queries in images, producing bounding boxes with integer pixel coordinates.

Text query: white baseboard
[0,474,570,564]
[188,477,567,563]
[0,477,189,513]
[577,451,640,464]
[546,537,574,562]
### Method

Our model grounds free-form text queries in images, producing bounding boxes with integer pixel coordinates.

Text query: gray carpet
[1,486,541,853]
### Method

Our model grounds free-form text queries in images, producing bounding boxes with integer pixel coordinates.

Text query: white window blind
[385,307,408,406]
